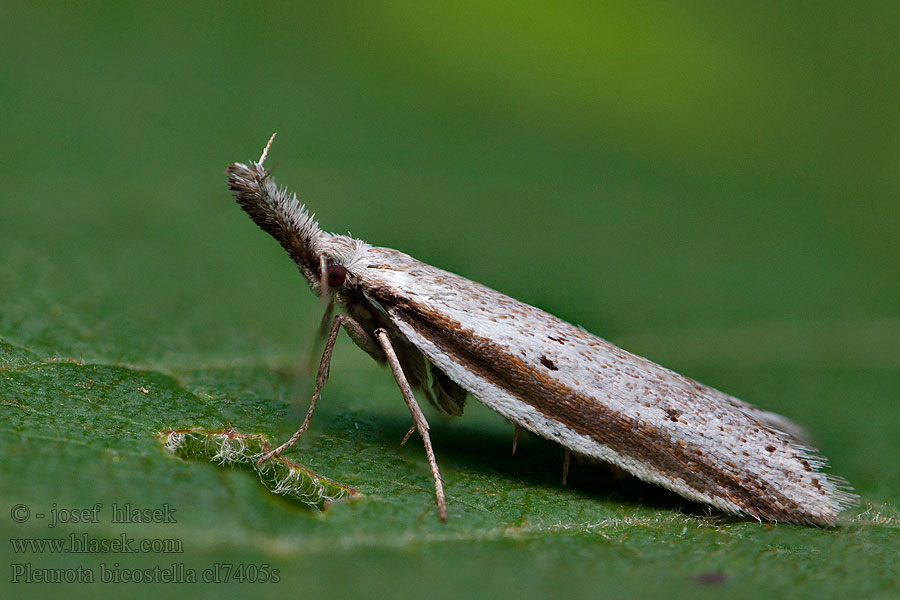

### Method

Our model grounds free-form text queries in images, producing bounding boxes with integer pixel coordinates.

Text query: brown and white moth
[226,135,855,525]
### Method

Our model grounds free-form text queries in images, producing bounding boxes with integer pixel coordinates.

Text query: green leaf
[161,427,360,509]
[2,3,899,599]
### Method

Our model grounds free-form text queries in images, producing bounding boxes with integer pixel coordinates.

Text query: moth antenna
[562,448,571,486]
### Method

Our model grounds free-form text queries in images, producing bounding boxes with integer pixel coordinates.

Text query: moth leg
[511,423,521,456]
[374,328,448,522]
[562,448,571,486]
[257,313,374,465]
[400,424,417,446]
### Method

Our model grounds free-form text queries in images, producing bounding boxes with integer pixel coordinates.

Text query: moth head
[325,262,347,289]
[226,138,370,299]
[313,235,369,298]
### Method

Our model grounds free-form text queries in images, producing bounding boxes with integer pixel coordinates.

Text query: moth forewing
[226,141,856,525]
[357,247,854,525]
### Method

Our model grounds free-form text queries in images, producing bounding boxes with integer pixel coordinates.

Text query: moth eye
[327,264,347,287]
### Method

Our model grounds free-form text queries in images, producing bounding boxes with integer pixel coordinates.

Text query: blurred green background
[1,2,898,599]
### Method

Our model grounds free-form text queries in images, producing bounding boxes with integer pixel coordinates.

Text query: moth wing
[357,247,854,524]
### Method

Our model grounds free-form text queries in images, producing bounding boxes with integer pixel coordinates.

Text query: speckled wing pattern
[354,245,855,525]
[226,146,854,525]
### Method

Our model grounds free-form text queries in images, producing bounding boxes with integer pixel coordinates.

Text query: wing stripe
[383,298,829,523]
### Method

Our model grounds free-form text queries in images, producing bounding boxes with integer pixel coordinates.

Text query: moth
[226,135,855,525]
